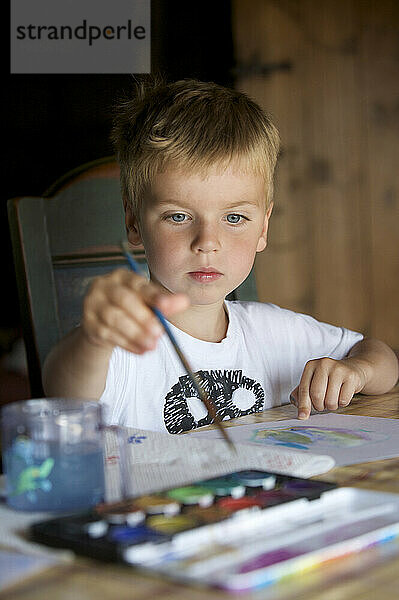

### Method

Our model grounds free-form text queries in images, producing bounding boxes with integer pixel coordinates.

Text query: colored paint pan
[217,497,263,512]
[133,495,181,515]
[95,498,139,515]
[104,512,145,526]
[97,506,145,526]
[200,477,246,498]
[282,479,336,498]
[184,505,232,525]
[95,499,151,527]
[108,524,166,544]
[167,486,214,507]
[147,514,200,535]
[231,470,277,490]
[251,489,296,507]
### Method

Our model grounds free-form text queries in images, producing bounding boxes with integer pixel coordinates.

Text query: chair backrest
[8,157,258,397]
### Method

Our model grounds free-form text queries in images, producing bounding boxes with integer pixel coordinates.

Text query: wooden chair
[8,157,258,397]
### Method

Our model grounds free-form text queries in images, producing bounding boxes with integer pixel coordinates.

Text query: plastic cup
[1,398,105,512]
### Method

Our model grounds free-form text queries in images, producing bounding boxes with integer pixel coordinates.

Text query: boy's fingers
[121,272,190,316]
[323,372,344,410]
[125,273,163,302]
[297,363,315,419]
[83,320,139,353]
[114,291,164,335]
[309,368,329,411]
[105,309,159,349]
[111,273,189,322]
[86,308,159,352]
[155,293,190,316]
[338,379,356,407]
[89,291,160,338]
[297,396,311,419]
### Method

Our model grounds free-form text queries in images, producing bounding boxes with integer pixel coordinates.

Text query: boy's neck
[167,301,229,343]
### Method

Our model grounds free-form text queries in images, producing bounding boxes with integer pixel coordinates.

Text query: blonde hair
[112,78,280,215]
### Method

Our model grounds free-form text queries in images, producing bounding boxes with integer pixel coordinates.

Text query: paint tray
[30,470,399,593]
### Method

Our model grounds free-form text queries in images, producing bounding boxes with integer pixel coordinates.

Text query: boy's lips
[190,266,222,274]
[188,267,223,282]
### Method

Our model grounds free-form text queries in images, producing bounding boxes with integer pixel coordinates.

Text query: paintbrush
[120,241,235,451]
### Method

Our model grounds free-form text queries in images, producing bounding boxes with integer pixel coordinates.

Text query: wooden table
[4,387,399,600]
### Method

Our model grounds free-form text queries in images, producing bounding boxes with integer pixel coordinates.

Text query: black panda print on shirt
[163,369,265,434]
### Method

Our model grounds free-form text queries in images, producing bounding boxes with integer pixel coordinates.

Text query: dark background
[3,0,234,336]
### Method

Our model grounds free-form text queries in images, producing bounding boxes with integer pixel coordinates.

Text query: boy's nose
[191,223,221,253]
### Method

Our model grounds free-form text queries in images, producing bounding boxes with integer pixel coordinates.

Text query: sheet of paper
[189,414,399,467]
[104,427,335,500]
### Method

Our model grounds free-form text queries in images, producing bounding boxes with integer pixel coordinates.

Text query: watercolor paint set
[31,470,399,593]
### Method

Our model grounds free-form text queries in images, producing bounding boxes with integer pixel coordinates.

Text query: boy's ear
[256,202,273,253]
[124,203,143,247]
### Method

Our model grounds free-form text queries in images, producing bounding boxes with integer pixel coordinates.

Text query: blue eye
[226,214,243,224]
[170,213,186,223]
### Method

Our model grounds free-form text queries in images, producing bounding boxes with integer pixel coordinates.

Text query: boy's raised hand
[290,357,369,419]
[81,269,189,355]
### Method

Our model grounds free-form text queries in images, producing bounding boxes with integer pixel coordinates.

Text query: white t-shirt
[99,301,363,433]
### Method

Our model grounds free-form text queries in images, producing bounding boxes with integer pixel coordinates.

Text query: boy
[43,79,398,433]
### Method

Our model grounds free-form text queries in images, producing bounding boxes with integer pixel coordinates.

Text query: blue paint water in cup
[1,399,105,511]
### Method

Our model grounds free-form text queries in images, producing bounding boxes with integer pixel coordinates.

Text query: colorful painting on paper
[250,426,388,450]
[190,414,399,466]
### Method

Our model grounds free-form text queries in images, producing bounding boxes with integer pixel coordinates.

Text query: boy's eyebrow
[156,199,261,209]
[224,200,261,209]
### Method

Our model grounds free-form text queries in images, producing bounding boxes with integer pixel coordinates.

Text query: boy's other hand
[81,269,189,355]
[290,357,369,419]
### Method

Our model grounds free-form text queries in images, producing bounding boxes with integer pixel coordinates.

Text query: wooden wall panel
[232,0,399,349]
[358,0,399,349]
[233,1,314,317]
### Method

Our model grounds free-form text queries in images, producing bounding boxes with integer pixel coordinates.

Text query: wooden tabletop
[4,386,399,600]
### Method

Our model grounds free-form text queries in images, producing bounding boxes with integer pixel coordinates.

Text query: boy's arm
[346,337,399,394]
[291,338,399,419]
[42,326,113,399]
